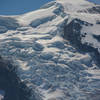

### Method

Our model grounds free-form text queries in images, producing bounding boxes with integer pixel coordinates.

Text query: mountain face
[0,0,100,100]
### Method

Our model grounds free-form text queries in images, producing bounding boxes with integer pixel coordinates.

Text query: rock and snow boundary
[0,0,100,100]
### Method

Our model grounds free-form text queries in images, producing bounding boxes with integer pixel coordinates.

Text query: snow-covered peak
[0,0,100,100]
[15,0,99,26]
[57,0,95,13]
[16,6,57,26]
[57,0,92,5]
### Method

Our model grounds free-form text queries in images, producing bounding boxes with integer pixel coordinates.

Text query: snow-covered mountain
[0,0,100,100]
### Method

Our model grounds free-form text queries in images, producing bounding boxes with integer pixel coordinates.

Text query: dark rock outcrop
[78,5,100,14]
[63,18,100,65]
[87,6,100,14]
[63,18,93,51]
[0,56,36,100]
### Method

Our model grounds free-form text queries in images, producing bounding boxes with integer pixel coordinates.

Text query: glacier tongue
[0,0,100,100]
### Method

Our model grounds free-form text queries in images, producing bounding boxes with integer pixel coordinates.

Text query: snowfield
[0,0,100,100]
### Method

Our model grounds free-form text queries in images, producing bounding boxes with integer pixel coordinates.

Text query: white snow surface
[0,90,5,100]
[0,0,100,100]
[57,0,94,12]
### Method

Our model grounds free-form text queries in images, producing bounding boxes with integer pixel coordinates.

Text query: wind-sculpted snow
[30,15,56,28]
[0,17,20,31]
[0,26,7,33]
[41,1,56,9]
[0,0,100,100]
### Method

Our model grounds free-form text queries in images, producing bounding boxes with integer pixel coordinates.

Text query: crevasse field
[0,0,100,100]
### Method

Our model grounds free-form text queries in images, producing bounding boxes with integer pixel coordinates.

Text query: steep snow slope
[0,0,100,100]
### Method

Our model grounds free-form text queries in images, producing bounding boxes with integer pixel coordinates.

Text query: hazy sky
[0,0,53,15]
[88,0,100,4]
[0,0,100,15]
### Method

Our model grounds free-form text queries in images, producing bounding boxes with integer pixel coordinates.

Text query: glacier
[0,0,100,100]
